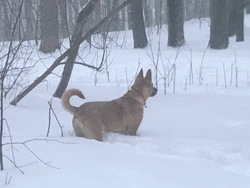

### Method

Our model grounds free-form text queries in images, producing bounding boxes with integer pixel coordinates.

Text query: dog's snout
[150,87,157,97]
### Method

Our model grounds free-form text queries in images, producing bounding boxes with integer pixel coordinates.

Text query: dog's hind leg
[73,117,103,141]
[72,117,85,137]
[83,120,103,141]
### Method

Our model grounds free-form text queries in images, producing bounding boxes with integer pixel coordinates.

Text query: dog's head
[132,69,157,100]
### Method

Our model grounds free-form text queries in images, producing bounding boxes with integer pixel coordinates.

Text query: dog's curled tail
[61,89,85,116]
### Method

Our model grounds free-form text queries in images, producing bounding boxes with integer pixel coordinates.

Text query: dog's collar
[131,87,146,105]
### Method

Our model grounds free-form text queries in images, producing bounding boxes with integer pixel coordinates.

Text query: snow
[1,16,250,187]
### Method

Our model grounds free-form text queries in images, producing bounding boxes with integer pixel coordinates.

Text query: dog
[61,69,157,141]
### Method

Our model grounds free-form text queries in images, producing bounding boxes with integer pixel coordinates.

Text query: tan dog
[61,69,157,141]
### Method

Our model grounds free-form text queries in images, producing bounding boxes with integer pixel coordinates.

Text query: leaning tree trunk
[129,0,148,48]
[53,0,99,98]
[39,0,60,53]
[167,0,185,47]
[209,0,231,49]
[10,0,134,105]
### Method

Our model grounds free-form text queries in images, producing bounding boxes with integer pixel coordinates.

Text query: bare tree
[155,0,164,33]
[129,0,148,48]
[229,0,244,42]
[185,0,209,21]
[24,0,36,40]
[209,0,232,49]
[39,0,60,53]
[58,0,69,39]
[1,0,12,40]
[143,0,153,27]
[167,0,185,47]
[53,0,99,98]
[235,0,244,42]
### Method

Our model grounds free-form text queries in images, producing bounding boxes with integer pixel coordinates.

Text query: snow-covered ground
[1,16,250,187]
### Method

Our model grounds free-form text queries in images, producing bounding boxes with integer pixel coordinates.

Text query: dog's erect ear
[136,69,144,80]
[145,69,152,81]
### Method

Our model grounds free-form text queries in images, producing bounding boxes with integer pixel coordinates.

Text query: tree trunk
[121,7,127,30]
[2,0,12,40]
[155,0,163,33]
[228,0,238,36]
[143,0,153,27]
[39,0,60,53]
[209,0,231,49]
[229,0,244,42]
[0,79,3,171]
[58,0,69,39]
[167,0,185,47]
[129,0,148,48]
[107,0,122,32]
[53,0,99,98]
[24,0,35,40]
[235,0,244,42]
[54,0,133,98]
[247,5,250,14]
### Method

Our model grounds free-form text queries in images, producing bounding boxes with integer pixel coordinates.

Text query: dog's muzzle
[150,87,157,97]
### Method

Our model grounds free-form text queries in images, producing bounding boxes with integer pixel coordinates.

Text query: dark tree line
[0,0,249,105]
[0,0,208,52]
[0,0,249,52]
